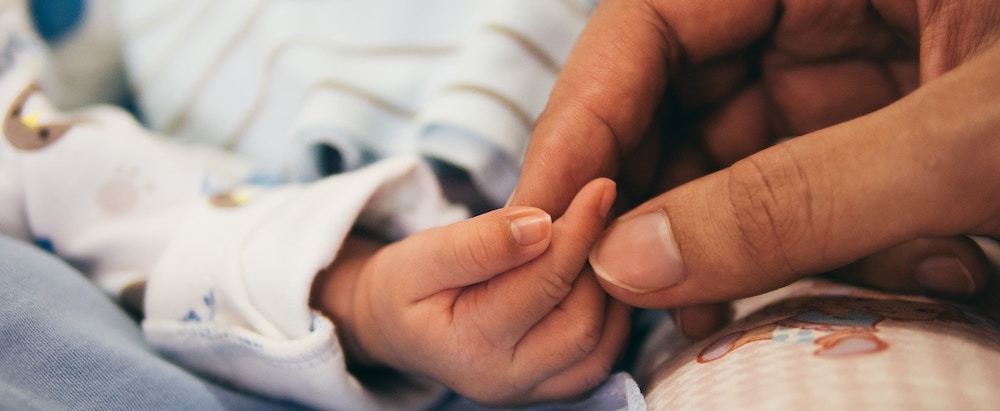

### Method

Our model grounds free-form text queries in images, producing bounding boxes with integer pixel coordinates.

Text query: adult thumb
[587,48,1000,308]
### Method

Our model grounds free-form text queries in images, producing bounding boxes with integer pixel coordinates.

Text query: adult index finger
[509,0,778,216]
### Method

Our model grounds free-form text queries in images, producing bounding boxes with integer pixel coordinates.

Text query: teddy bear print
[207,189,253,208]
[95,166,156,215]
[697,295,972,363]
[3,83,73,150]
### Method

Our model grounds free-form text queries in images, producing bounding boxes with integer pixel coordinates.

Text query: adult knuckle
[726,145,817,277]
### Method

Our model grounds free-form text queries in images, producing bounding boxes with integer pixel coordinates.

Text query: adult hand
[509,0,1000,336]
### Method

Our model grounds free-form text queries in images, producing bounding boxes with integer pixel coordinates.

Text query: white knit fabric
[0,1,595,409]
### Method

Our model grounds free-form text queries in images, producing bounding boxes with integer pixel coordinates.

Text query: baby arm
[311,178,632,407]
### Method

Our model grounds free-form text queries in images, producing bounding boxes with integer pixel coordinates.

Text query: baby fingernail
[590,210,685,293]
[510,211,552,246]
[916,256,976,297]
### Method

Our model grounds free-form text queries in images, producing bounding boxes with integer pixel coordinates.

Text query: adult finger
[673,303,732,340]
[971,237,1000,318]
[834,236,992,299]
[670,236,995,339]
[509,0,779,215]
[588,43,1000,308]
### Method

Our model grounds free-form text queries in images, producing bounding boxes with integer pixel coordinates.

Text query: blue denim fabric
[0,234,304,411]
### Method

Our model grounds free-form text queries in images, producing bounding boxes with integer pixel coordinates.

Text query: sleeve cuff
[144,156,462,410]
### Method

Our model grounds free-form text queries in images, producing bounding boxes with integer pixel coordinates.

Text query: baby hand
[315,178,630,406]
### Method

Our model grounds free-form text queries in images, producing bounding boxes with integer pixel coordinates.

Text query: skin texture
[311,178,631,407]
[509,0,1000,336]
